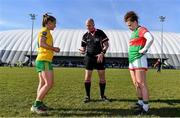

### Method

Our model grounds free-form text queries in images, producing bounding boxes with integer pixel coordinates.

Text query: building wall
[0,29,180,68]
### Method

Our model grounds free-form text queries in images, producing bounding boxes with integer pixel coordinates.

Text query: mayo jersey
[128,26,148,63]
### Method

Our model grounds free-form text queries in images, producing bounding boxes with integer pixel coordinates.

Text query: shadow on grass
[52,108,134,117]
[109,98,180,106]
[50,107,180,117]
[46,99,180,117]
[51,107,180,117]
[151,99,180,105]
[150,107,180,117]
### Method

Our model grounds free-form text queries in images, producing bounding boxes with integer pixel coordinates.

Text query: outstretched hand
[79,48,86,55]
[53,47,60,53]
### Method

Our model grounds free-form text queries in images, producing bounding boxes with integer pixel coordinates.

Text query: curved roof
[0,29,180,67]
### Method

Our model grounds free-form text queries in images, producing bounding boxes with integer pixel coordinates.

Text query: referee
[79,18,109,103]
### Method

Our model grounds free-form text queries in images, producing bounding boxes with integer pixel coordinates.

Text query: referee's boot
[100,95,111,102]
[83,96,90,103]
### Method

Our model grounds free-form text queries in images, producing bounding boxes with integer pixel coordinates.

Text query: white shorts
[129,55,148,71]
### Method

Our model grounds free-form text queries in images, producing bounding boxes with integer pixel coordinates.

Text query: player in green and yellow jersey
[31,13,60,114]
[124,11,154,115]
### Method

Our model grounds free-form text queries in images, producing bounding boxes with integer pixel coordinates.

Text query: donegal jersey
[36,27,53,62]
[128,26,148,63]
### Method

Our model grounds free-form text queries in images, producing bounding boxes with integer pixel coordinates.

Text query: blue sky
[0,0,180,32]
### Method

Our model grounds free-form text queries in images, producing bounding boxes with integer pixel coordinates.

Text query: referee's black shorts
[84,55,105,70]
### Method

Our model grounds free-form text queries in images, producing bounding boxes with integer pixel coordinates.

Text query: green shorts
[35,60,53,72]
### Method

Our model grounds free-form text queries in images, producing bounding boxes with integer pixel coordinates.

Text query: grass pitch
[0,67,180,117]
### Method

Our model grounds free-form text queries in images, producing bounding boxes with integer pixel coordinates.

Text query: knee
[45,81,54,89]
[39,80,45,85]
[85,74,91,79]
[136,81,145,88]
[85,76,91,82]
[133,81,139,88]
[99,78,106,84]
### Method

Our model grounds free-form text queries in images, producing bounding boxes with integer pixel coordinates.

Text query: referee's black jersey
[81,29,109,56]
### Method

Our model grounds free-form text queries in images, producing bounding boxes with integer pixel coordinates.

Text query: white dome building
[0,29,180,68]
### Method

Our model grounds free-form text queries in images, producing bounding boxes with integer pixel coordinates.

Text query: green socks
[33,100,43,107]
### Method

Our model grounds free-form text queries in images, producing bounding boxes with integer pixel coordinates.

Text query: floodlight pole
[29,14,36,67]
[159,16,165,70]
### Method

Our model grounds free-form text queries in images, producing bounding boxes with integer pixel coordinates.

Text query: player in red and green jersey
[124,11,154,115]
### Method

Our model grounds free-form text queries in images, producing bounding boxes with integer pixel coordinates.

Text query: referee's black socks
[85,82,91,98]
[99,82,106,97]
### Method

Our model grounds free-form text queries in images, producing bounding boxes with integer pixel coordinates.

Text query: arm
[97,40,109,63]
[153,61,158,67]
[79,47,86,54]
[139,32,154,54]
[40,36,60,52]
[101,40,109,54]
[79,36,87,54]
[101,31,109,54]
[96,31,109,63]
